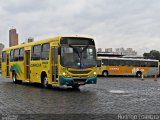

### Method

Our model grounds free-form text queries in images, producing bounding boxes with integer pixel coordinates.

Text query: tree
[143,50,160,61]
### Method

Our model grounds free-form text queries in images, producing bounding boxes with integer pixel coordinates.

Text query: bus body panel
[30,61,40,83]
[10,61,25,80]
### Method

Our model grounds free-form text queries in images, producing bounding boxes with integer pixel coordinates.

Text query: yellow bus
[1,36,97,89]
[97,57,159,77]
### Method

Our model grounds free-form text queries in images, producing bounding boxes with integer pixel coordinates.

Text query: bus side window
[108,59,112,66]
[115,60,120,66]
[140,61,144,67]
[102,59,108,65]
[14,49,19,61]
[126,60,132,66]
[112,60,116,66]
[97,60,101,67]
[10,50,14,62]
[41,43,50,60]
[134,60,140,67]
[31,45,41,60]
[120,60,125,66]
[150,61,158,67]
[2,51,6,62]
[19,48,24,61]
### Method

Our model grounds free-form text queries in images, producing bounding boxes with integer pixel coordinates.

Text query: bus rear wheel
[102,71,108,77]
[12,72,22,84]
[136,72,142,78]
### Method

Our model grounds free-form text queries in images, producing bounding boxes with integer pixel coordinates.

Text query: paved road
[0,76,160,119]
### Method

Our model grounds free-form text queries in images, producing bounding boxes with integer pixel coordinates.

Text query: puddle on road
[109,90,131,96]
[109,90,126,94]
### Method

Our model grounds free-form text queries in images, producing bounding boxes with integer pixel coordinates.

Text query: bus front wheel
[102,71,108,77]
[43,76,48,88]
[42,76,51,89]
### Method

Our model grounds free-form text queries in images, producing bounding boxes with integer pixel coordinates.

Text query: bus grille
[74,79,86,83]
[68,70,91,74]
[72,75,88,78]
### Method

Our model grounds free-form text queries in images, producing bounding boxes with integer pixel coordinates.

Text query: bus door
[25,50,30,80]
[6,54,10,77]
[52,47,58,83]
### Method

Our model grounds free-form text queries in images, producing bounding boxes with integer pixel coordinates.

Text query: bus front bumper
[59,76,97,86]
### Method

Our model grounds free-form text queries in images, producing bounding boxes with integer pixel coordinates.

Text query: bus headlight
[63,72,66,76]
[93,72,97,76]
[62,71,70,77]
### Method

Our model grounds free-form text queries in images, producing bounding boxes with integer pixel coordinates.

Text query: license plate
[78,81,84,85]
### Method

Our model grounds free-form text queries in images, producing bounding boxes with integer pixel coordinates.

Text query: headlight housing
[93,72,97,76]
[62,71,70,77]
[62,72,66,76]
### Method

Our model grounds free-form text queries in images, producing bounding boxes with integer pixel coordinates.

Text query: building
[25,37,34,43]
[105,48,112,53]
[115,48,125,54]
[97,47,138,56]
[9,28,18,47]
[115,48,137,56]
[0,43,4,55]
[97,48,102,52]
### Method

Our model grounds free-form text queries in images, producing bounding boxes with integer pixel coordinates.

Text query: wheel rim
[137,73,141,77]
[103,72,107,76]
[138,73,141,77]
[13,74,16,82]
[43,77,48,88]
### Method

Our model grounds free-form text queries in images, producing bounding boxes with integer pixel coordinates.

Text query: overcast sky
[0,0,160,55]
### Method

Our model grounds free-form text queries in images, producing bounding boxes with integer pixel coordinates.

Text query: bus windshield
[60,45,96,68]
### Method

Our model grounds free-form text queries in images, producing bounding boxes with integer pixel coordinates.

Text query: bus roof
[2,36,94,51]
[98,57,159,62]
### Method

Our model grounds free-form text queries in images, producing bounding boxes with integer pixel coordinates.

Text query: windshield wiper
[69,45,81,58]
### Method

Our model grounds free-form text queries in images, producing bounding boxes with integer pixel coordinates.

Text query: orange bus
[97,57,159,77]
[0,55,1,74]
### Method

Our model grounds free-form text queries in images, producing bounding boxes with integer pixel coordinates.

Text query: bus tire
[12,72,22,84]
[102,71,108,77]
[136,71,142,78]
[43,76,48,88]
[42,76,51,89]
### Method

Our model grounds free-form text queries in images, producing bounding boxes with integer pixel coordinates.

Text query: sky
[0,0,160,55]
